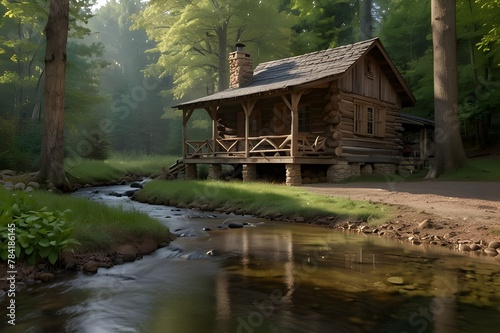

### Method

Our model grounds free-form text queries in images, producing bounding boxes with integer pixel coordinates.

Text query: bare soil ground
[302,180,500,250]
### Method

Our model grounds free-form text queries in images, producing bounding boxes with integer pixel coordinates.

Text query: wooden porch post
[206,106,219,157]
[282,91,305,157]
[182,109,194,158]
[242,99,257,158]
[421,127,428,160]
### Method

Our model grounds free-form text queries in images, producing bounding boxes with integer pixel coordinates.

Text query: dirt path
[302,180,500,249]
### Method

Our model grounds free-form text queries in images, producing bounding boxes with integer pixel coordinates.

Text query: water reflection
[1,186,499,333]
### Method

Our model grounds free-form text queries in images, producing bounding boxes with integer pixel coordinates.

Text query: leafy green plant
[0,192,80,265]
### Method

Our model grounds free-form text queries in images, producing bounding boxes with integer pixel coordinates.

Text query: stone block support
[285,164,302,186]
[185,164,197,180]
[373,163,396,175]
[327,161,349,182]
[208,164,223,180]
[242,164,257,182]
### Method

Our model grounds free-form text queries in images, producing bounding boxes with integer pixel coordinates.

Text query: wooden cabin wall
[333,55,405,163]
[217,105,240,138]
[300,88,330,135]
[339,55,401,108]
[334,91,404,163]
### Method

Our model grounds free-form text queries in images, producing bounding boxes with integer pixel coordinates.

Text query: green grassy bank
[134,180,388,223]
[0,188,171,264]
[65,154,179,185]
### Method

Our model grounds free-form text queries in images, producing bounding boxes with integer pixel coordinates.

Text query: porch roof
[175,38,416,109]
[400,113,435,127]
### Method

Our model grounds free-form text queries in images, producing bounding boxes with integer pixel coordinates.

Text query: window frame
[354,101,385,137]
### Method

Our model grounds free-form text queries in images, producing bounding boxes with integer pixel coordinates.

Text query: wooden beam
[183,109,194,125]
[241,99,257,158]
[242,99,257,117]
[182,109,194,158]
[206,106,219,157]
[282,91,306,157]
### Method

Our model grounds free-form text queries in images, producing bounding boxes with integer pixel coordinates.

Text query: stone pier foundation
[285,164,302,186]
[327,162,349,182]
[185,164,197,180]
[207,164,223,180]
[242,164,257,182]
[373,163,397,175]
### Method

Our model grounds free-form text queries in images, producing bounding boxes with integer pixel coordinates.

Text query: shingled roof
[176,38,415,108]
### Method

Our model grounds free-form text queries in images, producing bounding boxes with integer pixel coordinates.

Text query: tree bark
[38,0,71,191]
[217,23,229,92]
[360,0,373,40]
[426,0,467,178]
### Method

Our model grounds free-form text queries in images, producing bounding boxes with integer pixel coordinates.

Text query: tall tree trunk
[217,23,229,92]
[38,0,71,191]
[426,0,467,178]
[360,0,373,40]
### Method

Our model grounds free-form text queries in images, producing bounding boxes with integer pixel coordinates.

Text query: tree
[38,0,71,190]
[476,0,500,65]
[86,0,174,155]
[427,0,467,178]
[359,0,373,40]
[289,0,359,54]
[133,0,295,99]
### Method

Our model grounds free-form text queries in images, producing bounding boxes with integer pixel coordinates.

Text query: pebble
[227,222,244,229]
[484,248,498,256]
[418,219,431,229]
[458,244,471,252]
[488,241,500,249]
[470,244,481,251]
[82,261,99,274]
[27,181,40,189]
[387,276,404,285]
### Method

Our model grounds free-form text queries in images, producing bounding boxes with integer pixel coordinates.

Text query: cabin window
[298,105,310,132]
[354,102,385,137]
[366,107,374,135]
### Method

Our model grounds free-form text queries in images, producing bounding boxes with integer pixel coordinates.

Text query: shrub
[0,192,80,265]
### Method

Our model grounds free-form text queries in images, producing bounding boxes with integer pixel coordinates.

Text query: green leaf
[26,215,41,223]
[25,246,34,255]
[48,251,58,265]
[38,238,50,247]
[38,247,50,258]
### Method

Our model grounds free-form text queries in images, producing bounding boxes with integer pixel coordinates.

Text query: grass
[135,180,389,224]
[0,188,171,253]
[65,154,179,185]
[342,155,500,183]
[440,155,500,181]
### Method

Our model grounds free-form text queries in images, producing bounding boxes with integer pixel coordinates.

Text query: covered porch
[180,89,336,163]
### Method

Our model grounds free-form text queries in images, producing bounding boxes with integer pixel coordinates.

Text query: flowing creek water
[1,184,500,333]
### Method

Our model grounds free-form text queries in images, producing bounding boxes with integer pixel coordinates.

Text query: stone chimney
[228,43,253,88]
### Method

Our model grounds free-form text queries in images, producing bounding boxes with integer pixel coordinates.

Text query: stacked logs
[322,82,343,156]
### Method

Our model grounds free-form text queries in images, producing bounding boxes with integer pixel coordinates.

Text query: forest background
[1,0,499,172]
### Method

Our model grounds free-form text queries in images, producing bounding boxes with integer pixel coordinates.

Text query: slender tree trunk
[426,0,467,178]
[217,23,229,92]
[38,0,71,191]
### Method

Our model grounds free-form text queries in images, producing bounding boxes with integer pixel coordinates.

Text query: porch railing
[185,133,328,158]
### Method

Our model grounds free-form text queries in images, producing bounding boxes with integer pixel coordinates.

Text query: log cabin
[173,38,433,185]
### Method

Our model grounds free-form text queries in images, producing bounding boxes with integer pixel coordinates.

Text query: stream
[1,183,500,333]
